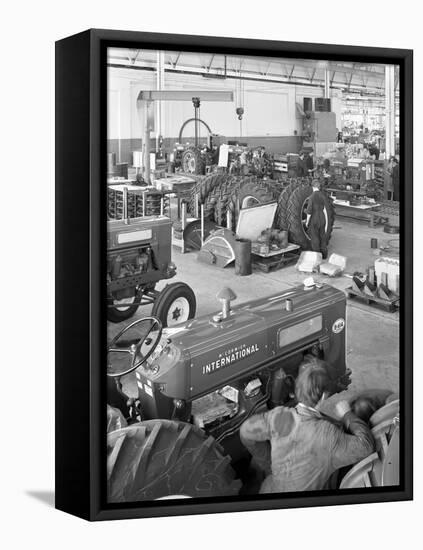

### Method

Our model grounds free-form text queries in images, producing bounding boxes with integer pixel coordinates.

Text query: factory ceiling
[107,48,399,95]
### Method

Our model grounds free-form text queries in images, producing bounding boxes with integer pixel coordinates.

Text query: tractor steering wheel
[107,316,163,378]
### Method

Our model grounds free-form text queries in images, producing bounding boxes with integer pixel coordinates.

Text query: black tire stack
[275,178,302,231]
[225,178,276,231]
[189,174,335,250]
[190,174,276,230]
[188,173,225,216]
[285,183,335,248]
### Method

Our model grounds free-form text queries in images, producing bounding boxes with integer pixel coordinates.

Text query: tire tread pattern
[107,420,241,502]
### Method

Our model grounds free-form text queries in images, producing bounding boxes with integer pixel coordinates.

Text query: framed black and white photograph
[55,29,412,521]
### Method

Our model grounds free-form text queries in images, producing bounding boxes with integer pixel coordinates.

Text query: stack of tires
[189,174,279,229]
[189,174,335,250]
[276,177,335,249]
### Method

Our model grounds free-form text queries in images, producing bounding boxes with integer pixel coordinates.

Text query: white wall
[107,67,342,141]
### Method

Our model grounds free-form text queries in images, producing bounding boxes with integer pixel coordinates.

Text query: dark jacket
[240,404,375,493]
[306,155,314,171]
[297,157,308,177]
[306,190,327,225]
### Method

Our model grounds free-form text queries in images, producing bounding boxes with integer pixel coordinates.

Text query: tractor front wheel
[107,287,144,323]
[152,282,196,327]
[107,420,241,502]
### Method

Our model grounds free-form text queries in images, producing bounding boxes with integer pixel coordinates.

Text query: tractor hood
[135,284,346,400]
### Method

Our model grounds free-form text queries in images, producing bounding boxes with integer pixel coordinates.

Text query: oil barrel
[235,238,252,276]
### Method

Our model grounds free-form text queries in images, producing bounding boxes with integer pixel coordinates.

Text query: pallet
[252,249,300,273]
[346,286,399,312]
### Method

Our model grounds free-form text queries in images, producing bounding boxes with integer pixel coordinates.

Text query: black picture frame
[55,29,413,521]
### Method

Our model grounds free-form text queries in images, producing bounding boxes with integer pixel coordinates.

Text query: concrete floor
[108,218,400,411]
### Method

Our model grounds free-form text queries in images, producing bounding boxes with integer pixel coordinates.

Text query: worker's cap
[311,179,322,189]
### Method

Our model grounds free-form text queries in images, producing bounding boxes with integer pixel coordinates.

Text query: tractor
[136,90,233,179]
[107,187,196,325]
[107,283,358,501]
[173,118,222,175]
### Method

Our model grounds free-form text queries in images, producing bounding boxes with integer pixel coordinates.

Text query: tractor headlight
[167,262,177,275]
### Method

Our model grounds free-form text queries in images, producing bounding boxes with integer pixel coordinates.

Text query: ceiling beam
[207,54,215,72]
[137,90,234,102]
[108,50,387,82]
[264,60,273,76]
[172,52,181,68]
[109,61,386,94]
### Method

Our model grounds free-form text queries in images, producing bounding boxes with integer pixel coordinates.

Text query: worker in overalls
[305,179,329,259]
[240,360,375,493]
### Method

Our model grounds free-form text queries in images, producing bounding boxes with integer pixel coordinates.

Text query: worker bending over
[305,179,329,259]
[240,360,375,493]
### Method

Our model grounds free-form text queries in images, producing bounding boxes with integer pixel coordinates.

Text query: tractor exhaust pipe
[216,287,237,320]
[221,300,230,319]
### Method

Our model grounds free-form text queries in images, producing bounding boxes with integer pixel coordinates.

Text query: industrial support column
[143,100,153,184]
[156,51,165,152]
[324,68,331,99]
[385,65,396,159]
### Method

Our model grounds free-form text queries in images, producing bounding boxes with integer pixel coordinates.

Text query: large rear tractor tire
[182,146,205,175]
[274,180,299,230]
[203,175,240,225]
[200,174,229,218]
[107,420,241,502]
[237,179,275,210]
[227,179,275,231]
[262,179,283,201]
[152,282,196,327]
[285,185,335,248]
[189,173,222,215]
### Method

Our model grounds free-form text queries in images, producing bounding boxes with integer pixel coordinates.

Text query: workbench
[332,199,381,226]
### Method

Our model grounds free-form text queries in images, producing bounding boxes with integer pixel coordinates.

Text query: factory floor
[108,217,400,413]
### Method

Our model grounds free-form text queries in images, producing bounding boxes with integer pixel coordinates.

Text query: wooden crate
[252,244,300,273]
[346,286,399,313]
